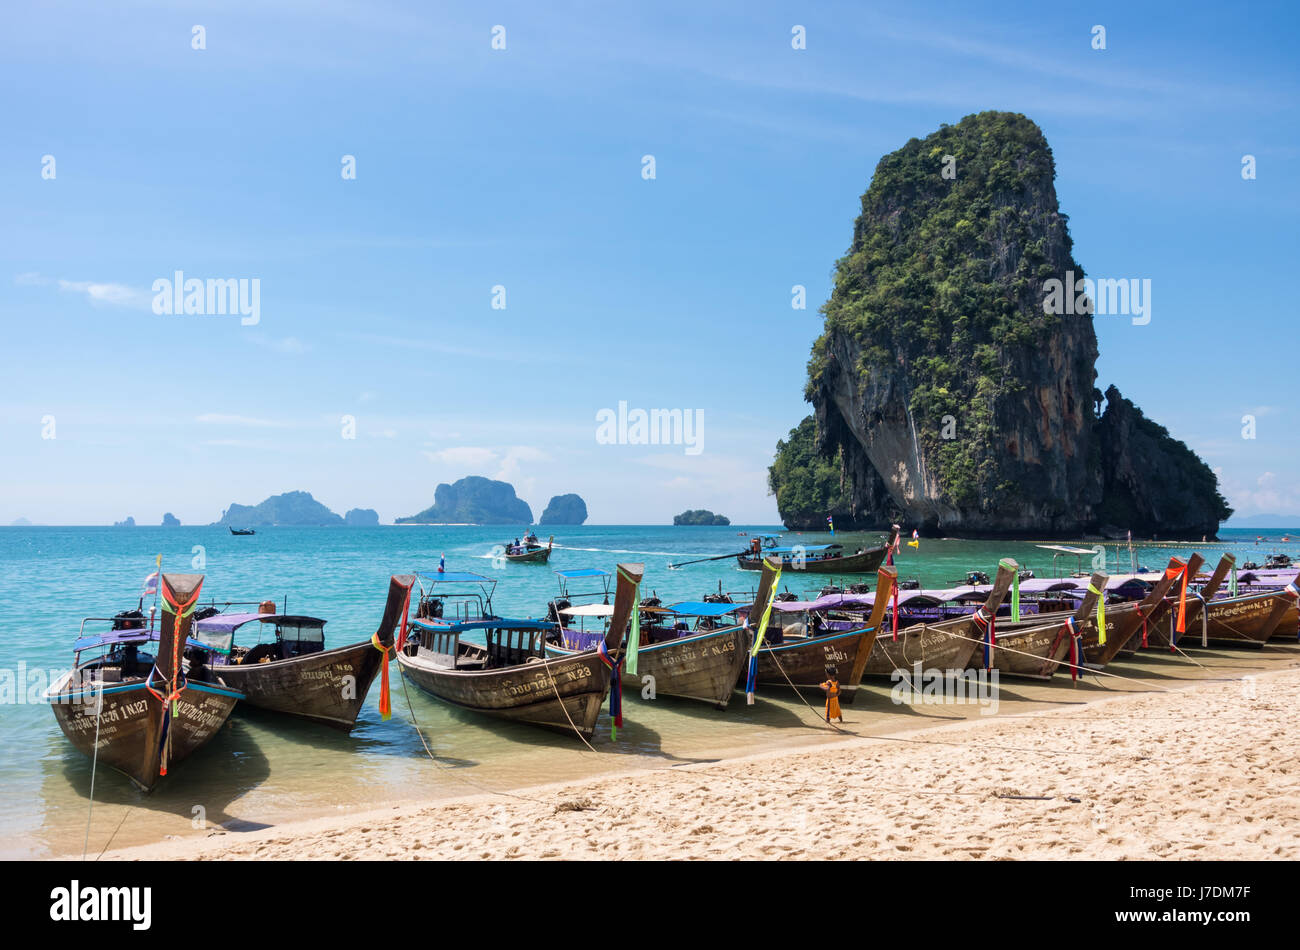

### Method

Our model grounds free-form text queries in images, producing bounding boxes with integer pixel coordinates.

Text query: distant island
[396,476,533,525]
[162,512,180,527]
[540,494,587,525]
[344,507,380,526]
[113,516,136,527]
[215,491,345,526]
[10,517,33,526]
[674,509,730,526]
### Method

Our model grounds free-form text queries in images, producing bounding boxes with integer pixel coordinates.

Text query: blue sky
[1,0,1297,525]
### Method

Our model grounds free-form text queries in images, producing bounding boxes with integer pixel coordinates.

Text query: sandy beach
[97,665,1300,861]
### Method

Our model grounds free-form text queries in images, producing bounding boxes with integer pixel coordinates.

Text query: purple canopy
[193,612,284,634]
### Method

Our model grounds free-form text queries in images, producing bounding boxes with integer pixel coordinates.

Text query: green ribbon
[624,577,641,676]
[1011,572,1021,622]
[749,566,783,657]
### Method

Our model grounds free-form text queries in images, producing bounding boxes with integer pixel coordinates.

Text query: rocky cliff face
[540,494,587,525]
[784,111,1229,538]
[396,476,533,525]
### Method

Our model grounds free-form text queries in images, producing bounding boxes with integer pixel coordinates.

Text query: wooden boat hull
[745,625,878,703]
[506,547,551,563]
[397,648,611,737]
[549,625,747,709]
[862,622,981,678]
[48,676,241,791]
[966,621,1072,679]
[1141,590,1288,650]
[213,639,390,731]
[1269,598,1299,640]
[737,547,886,575]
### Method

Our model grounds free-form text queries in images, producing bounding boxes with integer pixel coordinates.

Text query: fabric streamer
[974,607,995,670]
[891,583,900,642]
[1089,582,1105,645]
[1011,572,1021,623]
[744,565,782,704]
[744,619,758,705]
[624,579,642,677]
[370,633,392,720]
[597,638,624,739]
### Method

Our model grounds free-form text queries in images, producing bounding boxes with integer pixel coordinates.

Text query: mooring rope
[82,686,104,860]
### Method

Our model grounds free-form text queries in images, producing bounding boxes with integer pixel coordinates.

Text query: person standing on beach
[821,665,843,723]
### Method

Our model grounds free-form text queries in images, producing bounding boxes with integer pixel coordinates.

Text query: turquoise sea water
[2,523,1297,858]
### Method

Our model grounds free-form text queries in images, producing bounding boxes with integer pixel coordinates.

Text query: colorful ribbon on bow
[891,583,900,642]
[1088,582,1105,645]
[745,564,782,704]
[597,637,624,739]
[973,606,995,670]
[1011,572,1021,623]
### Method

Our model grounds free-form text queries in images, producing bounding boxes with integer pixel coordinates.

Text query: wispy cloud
[196,413,288,428]
[17,272,151,309]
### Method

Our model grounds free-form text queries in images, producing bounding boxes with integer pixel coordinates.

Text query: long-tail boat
[742,558,896,704]
[396,563,643,737]
[544,568,749,709]
[1078,555,1203,665]
[1139,554,1298,650]
[504,535,553,563]
[190,575,414,730]
[736,526,900,575]
[862,559,1018,677]
[229,527,255,535]
[965,571,1108,679]
[46,573,243,791]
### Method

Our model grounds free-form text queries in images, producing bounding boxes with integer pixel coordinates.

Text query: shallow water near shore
[2,524,1296,858]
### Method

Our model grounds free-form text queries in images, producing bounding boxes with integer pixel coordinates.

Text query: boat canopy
[555,568,610,579]
[558,603,615,617]
[190,613,325,655]
[415,617,556,633]
[664,601,746,617]
[763,544,842,554]
[1036,544,1097,555]
[72,629,209,654]
[418,570,496,585]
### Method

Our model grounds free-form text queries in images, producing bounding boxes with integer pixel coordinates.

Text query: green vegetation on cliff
[808,111,1081,509]
[768,417,853,525]
[673,510,730,526]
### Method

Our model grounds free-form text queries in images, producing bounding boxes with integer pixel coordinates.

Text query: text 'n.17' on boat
[543,567,750,709]
[189,575,415,731]
[1137,553,1299,651]
[46,572,243,791]
[397,564,643,738]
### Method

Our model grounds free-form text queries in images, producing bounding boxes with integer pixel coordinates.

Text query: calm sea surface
[2,524,1297,858]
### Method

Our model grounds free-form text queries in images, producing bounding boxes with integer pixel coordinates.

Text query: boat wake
[549,544,695,558]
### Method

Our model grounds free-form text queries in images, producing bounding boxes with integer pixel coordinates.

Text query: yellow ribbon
[1089,583,1105,645]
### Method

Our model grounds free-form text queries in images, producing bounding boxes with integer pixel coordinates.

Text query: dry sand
[97,666,1300,860]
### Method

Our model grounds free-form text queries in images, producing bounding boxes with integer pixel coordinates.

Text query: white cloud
[423,446,499,467]
[57,279,151,309]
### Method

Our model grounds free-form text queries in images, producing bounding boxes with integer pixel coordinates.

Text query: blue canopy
[418,570,495,584]
[665,601,748,617]
[73,630,210,653]
[554,568,610,579]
